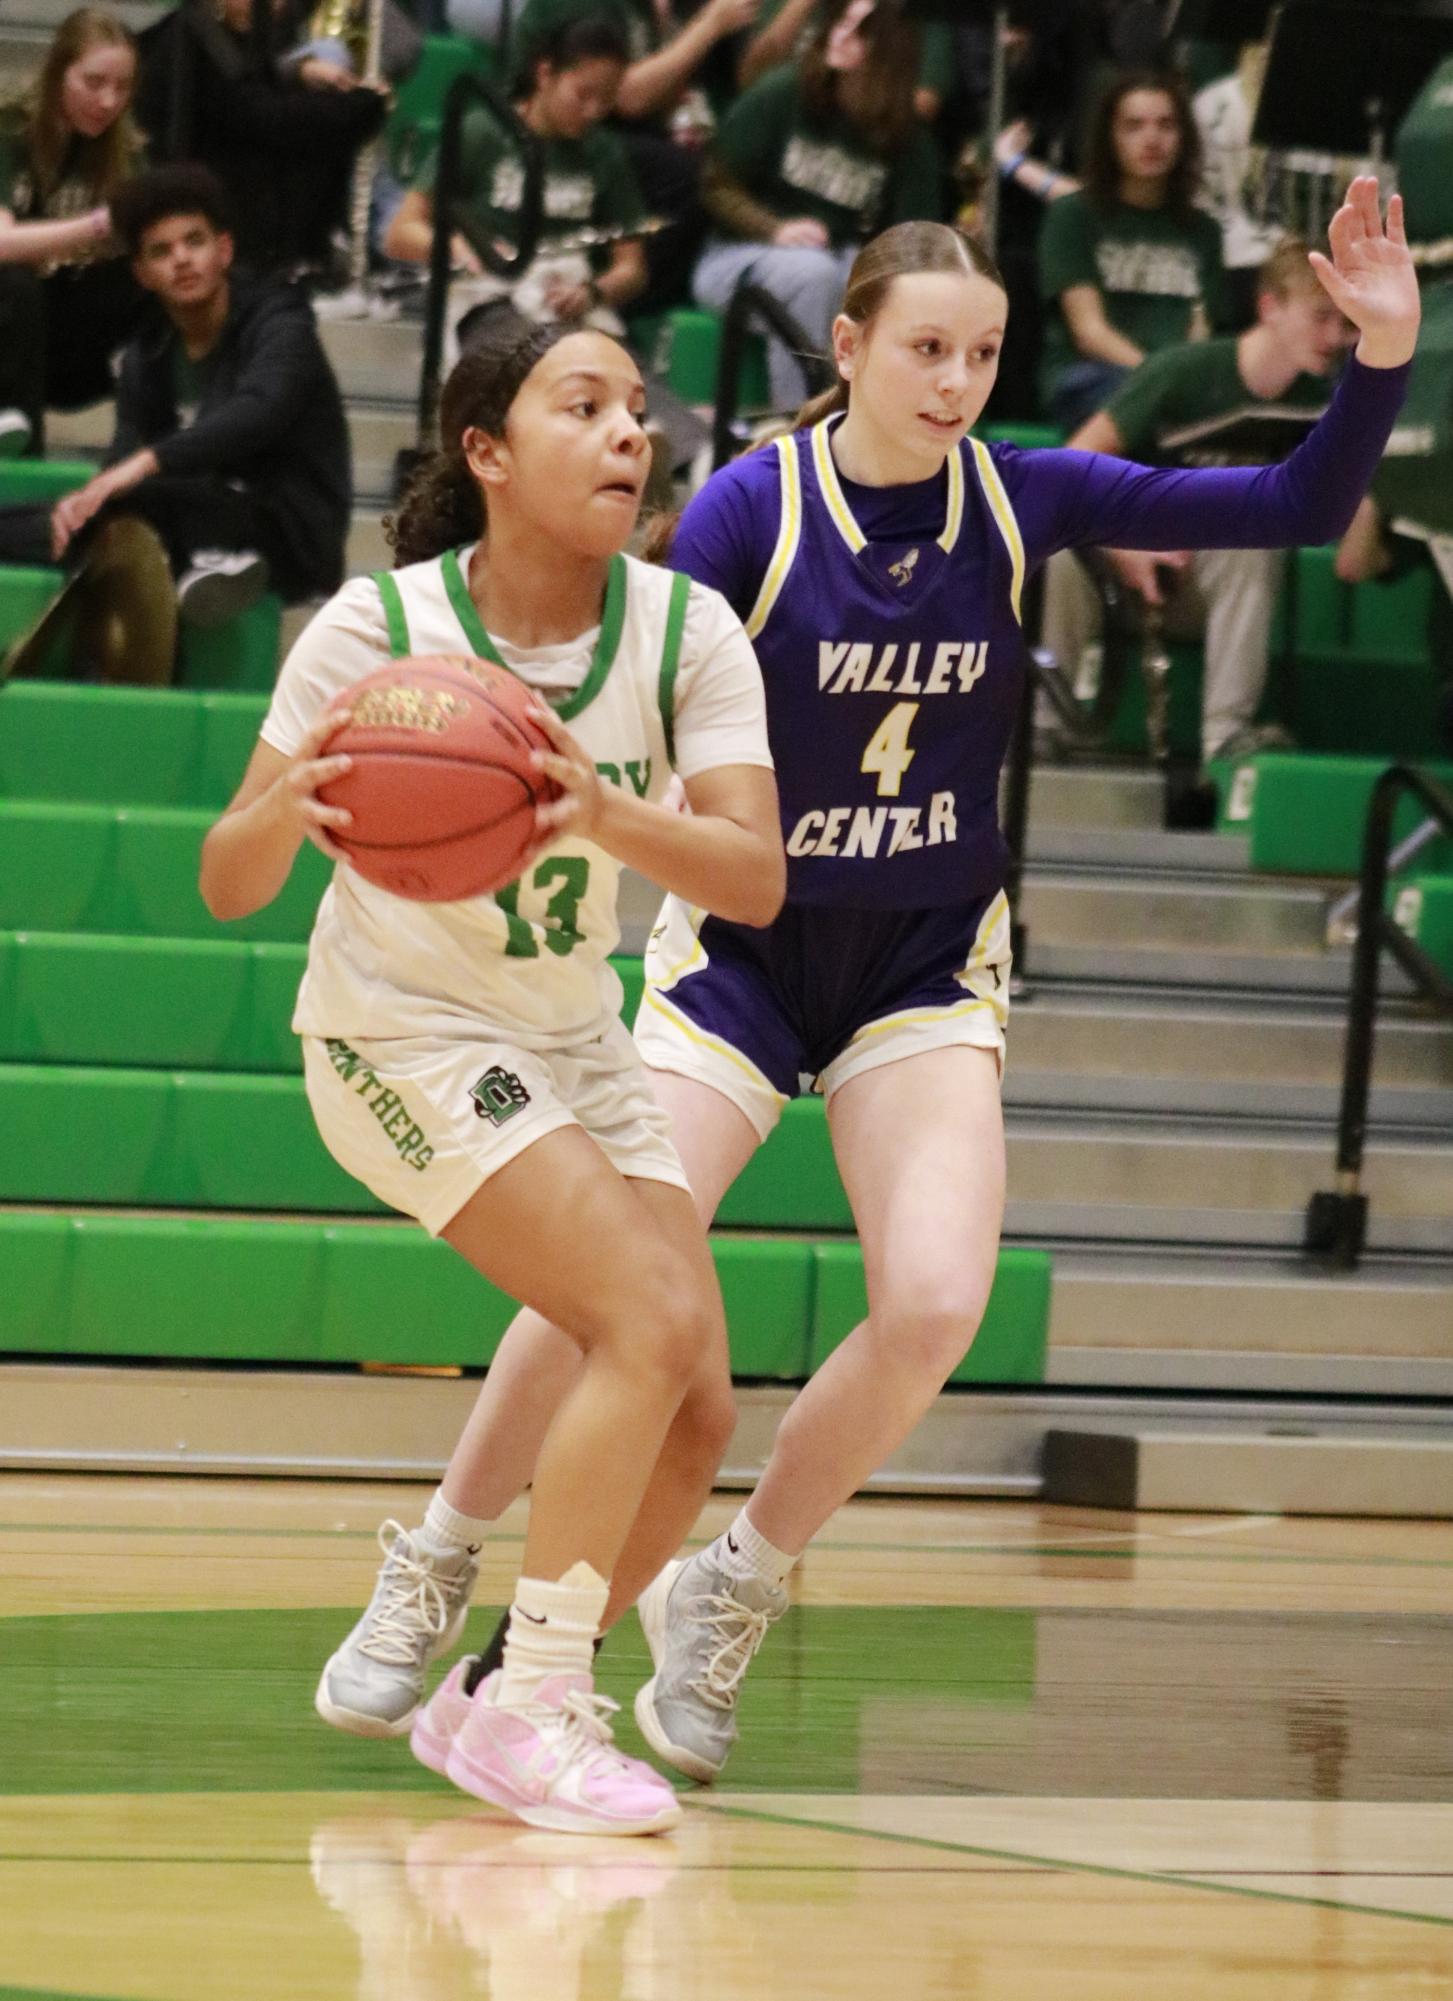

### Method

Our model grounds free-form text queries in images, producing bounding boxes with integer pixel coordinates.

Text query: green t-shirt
[1037,191,1228,399]
[1103,336,1331,461]
[712,64,943,249]
[419,107,644,260]
[172,347,222,432]
[750,0,957,99]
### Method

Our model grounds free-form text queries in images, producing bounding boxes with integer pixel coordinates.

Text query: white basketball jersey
[287,548,694,1047]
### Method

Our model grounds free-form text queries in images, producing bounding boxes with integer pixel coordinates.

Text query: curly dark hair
[387,317,582,567]
[1082,68,1202,221]
[110,162,231,256]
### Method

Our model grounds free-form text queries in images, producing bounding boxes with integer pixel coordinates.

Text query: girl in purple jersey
[321,180,1418,1790]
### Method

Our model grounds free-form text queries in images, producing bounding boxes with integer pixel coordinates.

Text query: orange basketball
[318,655,558,902]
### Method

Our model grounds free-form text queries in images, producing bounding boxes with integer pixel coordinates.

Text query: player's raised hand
[1308,176,1419,369]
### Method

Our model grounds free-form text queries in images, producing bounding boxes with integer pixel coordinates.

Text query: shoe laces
[555,1685,636,1774]
[356,1520,451,1666]
[682,1593,772,1711]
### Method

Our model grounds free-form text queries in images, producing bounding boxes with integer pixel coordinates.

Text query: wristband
[999,151,1027,181]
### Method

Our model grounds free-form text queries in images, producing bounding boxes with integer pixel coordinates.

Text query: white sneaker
[0,408,32,459]
[175,547,270,628]
[633,1545,785,1783]
[315,1519,479,1738]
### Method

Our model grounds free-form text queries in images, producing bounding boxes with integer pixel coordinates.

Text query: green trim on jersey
[440,546,628,721]
[658,569,690,768]
[374,570,410,659]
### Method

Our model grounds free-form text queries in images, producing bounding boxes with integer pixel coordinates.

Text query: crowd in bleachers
[1,0,1451,771]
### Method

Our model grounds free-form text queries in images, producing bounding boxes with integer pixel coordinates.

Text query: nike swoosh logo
[726,1534,739,1554]
[517,1608,547,1625]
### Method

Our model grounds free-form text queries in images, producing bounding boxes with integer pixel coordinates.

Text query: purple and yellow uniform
[633,357,1409,1136]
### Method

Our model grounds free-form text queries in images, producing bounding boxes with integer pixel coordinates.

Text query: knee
[874,1283,990,1389]
[616,1253,717,1390]
[675,1366,737,1463]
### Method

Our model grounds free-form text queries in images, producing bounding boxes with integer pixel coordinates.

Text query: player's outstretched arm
[529,704,786,928]
[200,711,354,922]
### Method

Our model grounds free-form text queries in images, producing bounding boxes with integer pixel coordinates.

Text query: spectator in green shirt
[0,5,145,454]
[1041,236,1354,771]
[1038,66,1227,430]
[694,0,943,410]
[509,0,761,311]
[386,14,649,338]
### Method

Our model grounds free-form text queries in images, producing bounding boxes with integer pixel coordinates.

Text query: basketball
[318,655,557,901]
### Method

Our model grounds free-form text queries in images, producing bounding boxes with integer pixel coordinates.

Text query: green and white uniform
[261,546,772,1233]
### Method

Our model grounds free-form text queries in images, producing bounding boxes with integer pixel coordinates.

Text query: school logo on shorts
[470,1066,531,1126]
[888,547,920,589]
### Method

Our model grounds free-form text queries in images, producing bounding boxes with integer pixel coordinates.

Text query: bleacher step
[1042,1423,1453,1518]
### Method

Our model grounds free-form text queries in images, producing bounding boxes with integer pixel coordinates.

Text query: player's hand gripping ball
[317,655,561,901]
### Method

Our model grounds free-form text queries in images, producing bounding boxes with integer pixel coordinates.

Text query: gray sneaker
[633,1544,786,1783]
[314,1519,479,1738]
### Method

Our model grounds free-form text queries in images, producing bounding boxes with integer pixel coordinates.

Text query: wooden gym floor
[2,1472,1451,1998]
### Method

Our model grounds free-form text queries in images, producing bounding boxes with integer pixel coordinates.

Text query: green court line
[701,1800,1453,1934]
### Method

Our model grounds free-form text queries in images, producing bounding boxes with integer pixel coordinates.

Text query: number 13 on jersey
[861,701,919,798]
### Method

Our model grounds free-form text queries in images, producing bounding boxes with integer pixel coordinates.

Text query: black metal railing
[412,71,544,458]
[710,283,834,473]
[1305,763,1453,1268]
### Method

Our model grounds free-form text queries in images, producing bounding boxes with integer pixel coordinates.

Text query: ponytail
[385,448,484,566]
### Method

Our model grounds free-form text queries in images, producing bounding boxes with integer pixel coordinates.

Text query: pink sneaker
[445,1673,681,1836]
[411,1656,494,1777]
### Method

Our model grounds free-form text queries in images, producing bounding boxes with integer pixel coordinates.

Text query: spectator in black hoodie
[0,163,352,641]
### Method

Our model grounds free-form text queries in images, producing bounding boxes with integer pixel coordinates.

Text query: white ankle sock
[717,1509,796,1589]
[419,1489,491,1556]
[497,1562,609,1708]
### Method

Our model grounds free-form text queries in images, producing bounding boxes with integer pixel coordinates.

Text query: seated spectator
[1039,236,1354,775]
[135,0,389,276]
[510,0,760,312]
[385,14,647,340]
[738,0,957,126]
[0,165,352,676]
[694,0,943,411]
[1194,35,1278,329]
[0,6,145,454]
[1038,67,1227,431]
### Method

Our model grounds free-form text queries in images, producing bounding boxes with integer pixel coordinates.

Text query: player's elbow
[734,840,787,927]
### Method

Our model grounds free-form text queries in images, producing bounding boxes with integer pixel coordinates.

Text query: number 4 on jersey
[861,701,919,798]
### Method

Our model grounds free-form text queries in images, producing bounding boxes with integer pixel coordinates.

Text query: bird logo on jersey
[888,548,920,589]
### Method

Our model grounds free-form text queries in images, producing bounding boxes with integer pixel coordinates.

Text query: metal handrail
[1305,763,1453,1268]
[710,283,834,473]
[414,70,544,454]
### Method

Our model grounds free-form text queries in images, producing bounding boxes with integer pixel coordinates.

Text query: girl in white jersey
[200,318,783,1836]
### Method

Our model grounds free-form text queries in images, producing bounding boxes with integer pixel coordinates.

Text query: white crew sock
[717,1508,796,1589]
[497,1562,609,1708]
[419,1488,491,1556]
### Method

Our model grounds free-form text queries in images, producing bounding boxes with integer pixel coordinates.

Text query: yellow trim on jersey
[848,996,1005,1045]
[642,985,791,1101]
[937,444,965,553]
[811,418,868,555]
[744,436,804,640]
[969,439,1026,624]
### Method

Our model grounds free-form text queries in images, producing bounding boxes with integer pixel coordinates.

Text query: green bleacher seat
[0,684,269,809]
[387,33,498,180]
[0,565,63,651]
[658,309,771,409]
[175,594,283,693]
[1214,752,1453,874]
[812,1240,1051,1385]
[0,460,91,507]
[0,801,330,940]
[0,1209,819,1375]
